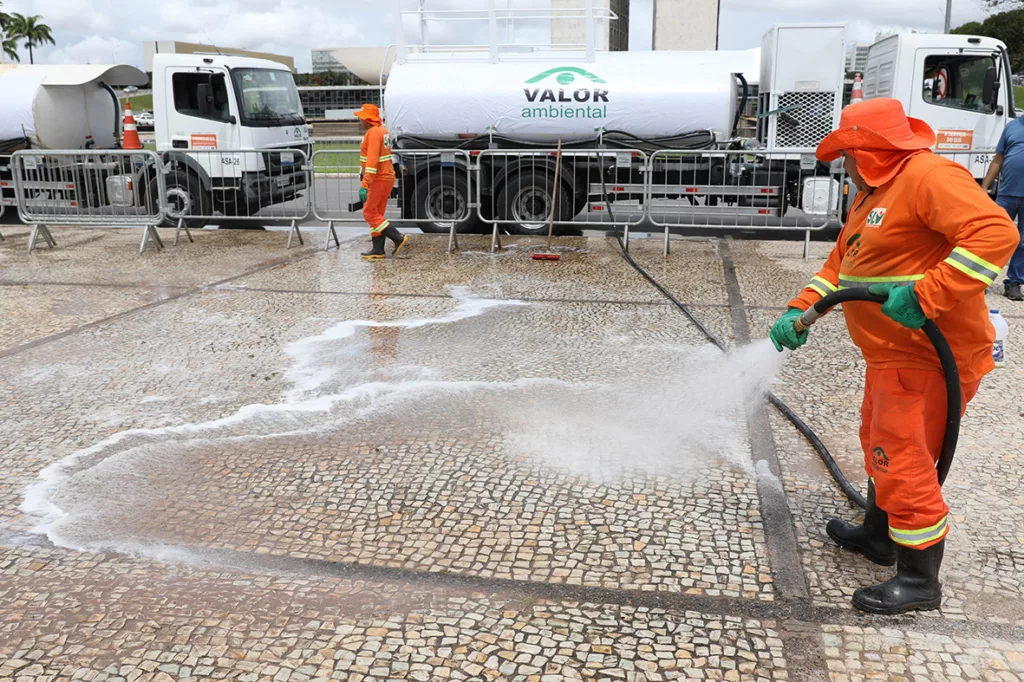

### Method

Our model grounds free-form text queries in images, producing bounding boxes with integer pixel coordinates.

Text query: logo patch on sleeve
[866,208,887,228]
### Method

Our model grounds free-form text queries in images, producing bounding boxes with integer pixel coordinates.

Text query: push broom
[532,137,562,261]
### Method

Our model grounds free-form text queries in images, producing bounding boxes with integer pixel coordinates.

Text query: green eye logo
[525,67,606,86]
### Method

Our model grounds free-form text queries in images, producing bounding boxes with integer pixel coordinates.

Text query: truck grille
[774,92,838,150]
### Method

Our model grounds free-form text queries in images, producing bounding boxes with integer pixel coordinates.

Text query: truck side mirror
[983,66,1000,109]
[197,83,213,117]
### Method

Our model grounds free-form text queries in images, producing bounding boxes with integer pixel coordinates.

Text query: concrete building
[652,0,720,51]
[311,49,365,83]
[845,42,870,74]
[551,0,630,52]
[143,41,295,72]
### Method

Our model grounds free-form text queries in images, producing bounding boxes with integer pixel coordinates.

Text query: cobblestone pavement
[1,228,1022,681]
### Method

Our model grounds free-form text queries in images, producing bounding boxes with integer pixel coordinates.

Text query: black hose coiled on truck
[598,166,962,508]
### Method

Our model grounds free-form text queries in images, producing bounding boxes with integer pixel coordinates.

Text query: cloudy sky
[0,0,999,71]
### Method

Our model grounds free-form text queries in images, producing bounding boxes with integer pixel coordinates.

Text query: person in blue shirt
[983,118,1024,300]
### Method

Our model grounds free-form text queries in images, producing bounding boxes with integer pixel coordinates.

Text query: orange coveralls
[360,123,396,237]
[790,151,1019,549]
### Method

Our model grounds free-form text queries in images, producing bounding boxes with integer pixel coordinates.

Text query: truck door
[165,68,240,153]
[907,49,1005,178]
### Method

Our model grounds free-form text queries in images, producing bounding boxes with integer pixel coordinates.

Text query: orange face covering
[850,148,929,188]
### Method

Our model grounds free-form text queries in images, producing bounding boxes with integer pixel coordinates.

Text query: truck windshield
[231,68,305,125]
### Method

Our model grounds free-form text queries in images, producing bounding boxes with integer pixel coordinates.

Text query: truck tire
[151,170,210,228]
[498,171,574,236]
[412,170,474,233]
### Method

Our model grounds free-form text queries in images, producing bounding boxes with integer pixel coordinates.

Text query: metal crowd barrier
[311,148,472,252]
[475,148,649,249]
[10,149,166,253]
[160,148,312,248]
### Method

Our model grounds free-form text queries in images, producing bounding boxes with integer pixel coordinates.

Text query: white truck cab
[863,33,1014,178]
[151,53,311,224]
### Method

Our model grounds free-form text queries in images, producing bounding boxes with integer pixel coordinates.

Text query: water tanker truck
[0,55,311,226]
[383,22,1015,235]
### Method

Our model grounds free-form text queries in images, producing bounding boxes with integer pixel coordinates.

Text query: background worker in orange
[770,99,1019,615]
[354,104,408,260]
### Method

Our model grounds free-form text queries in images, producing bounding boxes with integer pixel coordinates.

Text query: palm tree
[7,13,54,64]
[0,3,18,63]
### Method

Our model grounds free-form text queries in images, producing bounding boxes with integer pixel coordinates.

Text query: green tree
[7,13,55,64]
[954,9,1024,72]
[0,2,21,62]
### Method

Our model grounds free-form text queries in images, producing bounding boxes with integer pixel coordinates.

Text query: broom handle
[546,138,562,252]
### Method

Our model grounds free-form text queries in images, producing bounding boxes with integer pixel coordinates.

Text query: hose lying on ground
[599,168,962,509]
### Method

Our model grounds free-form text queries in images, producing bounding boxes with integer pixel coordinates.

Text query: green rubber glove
[769,308,809,352]
[359,187,368,203]
[868,283,927,329]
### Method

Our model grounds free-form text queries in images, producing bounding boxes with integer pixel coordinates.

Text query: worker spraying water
[770,99,1020,615]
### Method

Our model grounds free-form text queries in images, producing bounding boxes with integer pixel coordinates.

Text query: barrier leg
[27,224,55,254]
[0,229,5,242]
[622,224,630,253]
[447,222,459,254]
[174,217,193,246]
[490,223,502,254]
[803,230,811,261]
[663,225,670,258]
[139,224,164,255]
[287,219,304,249]
[324,221,340,251]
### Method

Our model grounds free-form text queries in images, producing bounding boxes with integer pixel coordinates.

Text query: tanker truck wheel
[150,170,210,229]
[413,171,475,233]
[498,171,574,236]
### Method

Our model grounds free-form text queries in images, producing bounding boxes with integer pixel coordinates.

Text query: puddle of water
[18,290,787,560]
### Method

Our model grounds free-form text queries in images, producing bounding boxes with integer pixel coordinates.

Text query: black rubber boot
[383,226,408,256]
[825,481,896,566]
[852,540,944,614]
[1005,282,1023,301]
[360,235,386,260]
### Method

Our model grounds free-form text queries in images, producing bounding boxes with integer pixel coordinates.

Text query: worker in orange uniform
[770,99,1019,615]
[354,103,408,260]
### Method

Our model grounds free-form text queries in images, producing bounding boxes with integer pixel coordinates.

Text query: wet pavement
[1,226,1023,682]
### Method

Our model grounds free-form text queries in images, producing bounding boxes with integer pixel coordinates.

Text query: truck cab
[151,53,311,223]
[863,33,1014,178]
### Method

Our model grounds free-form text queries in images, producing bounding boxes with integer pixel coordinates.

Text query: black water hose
[598,167,961,509]
[798,289,962,487]
[732,73,749,139]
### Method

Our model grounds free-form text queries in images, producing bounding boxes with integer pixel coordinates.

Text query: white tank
[0,64,148,149]
[384,51,745,142]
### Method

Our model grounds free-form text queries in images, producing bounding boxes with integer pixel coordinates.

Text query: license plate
[276,176,292,188]
[279,152,295,164]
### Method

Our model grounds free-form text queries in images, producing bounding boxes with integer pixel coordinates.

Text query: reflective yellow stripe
[378,155,392,162]
[366,167,377,174]
[838,274,925,289]
[806,275,838,297]
[944,247,1000,285]
[889,516,949,547]
[370,220,389,235]
[359,156,367,161]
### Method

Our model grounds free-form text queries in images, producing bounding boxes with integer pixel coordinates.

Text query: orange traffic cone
[122,101,143,150]
[849,73,864,105]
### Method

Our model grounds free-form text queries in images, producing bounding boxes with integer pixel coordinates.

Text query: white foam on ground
[20,290,529,550]
[17,291,788,561]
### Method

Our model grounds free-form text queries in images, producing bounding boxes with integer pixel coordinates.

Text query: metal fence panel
[311,148,473,251]
[646,149,843,232]
[475,148,649,233]
[10,149,166,253]
[160,148,312,247]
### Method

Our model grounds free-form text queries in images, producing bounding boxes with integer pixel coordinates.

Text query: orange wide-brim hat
[816,98,936,162]
[354,103,382,124]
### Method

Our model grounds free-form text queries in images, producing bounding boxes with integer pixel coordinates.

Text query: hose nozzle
[794,307,822,334]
